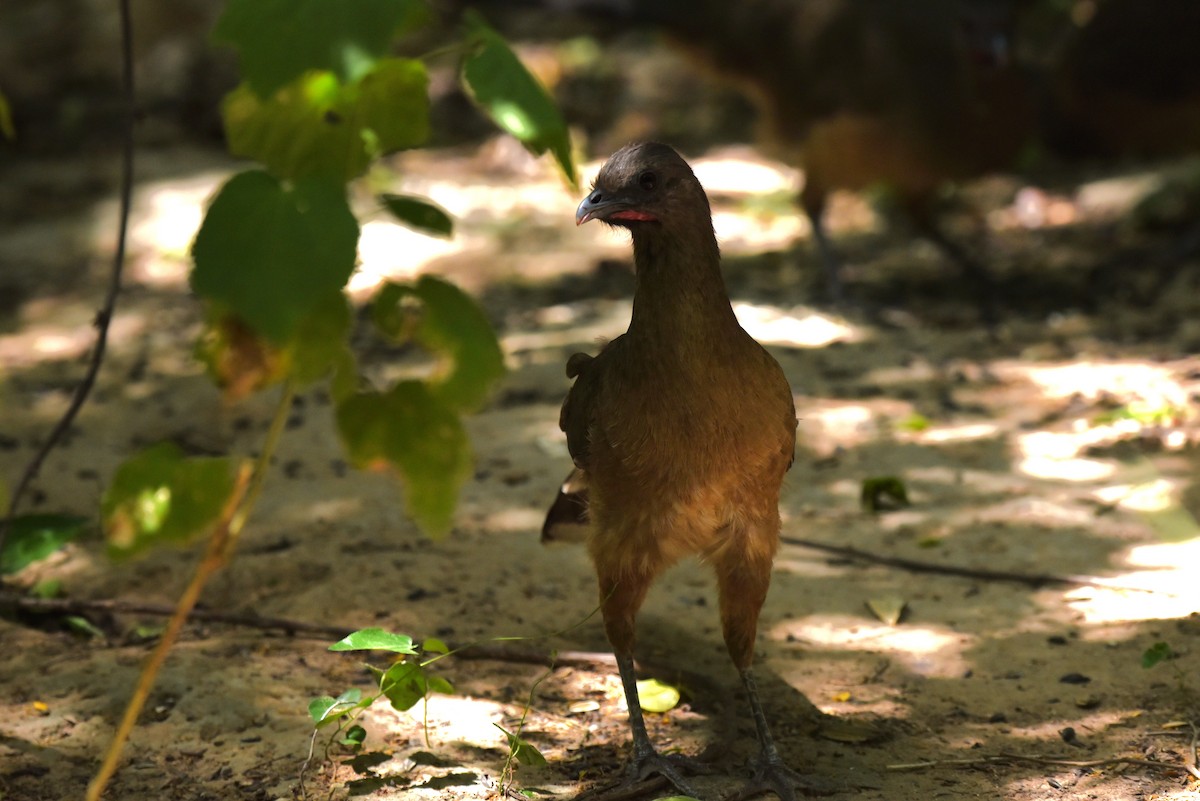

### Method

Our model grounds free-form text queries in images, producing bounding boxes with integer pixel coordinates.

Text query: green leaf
[222,60,430,182]
[860,476,910,513]
[329,628,418,654]
[896,413,930,432]
[309,695,338,723]
[380,661,428,711]
[102,443,239,558]
[309,688,368,727]
[213,0,430,97]
[1142,641,1173,669]
[336,382,472,536]
[495,724,547,767]
[635,679,680,714]
[286,291,354,385]
[65,616,106,639]
[372,277,506,412]
[31,579,63,599]
[426,674,454,695]
[0,514,88,575]
[339,724,368,748]
[191,171,358,343]
[422,637,450,655]
[380,194,453,238]
[461,13,577,188]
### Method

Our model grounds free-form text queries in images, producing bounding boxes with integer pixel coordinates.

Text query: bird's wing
[559,339,619,470]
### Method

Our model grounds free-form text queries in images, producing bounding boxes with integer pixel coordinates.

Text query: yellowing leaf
[636,679,680,714]
[866,596,907,626]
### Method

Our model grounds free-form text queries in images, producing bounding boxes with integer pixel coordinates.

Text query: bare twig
[4,594,625,668]
[86,460,254,801]
[0,0,136,557]
[4,596,355,639]
[86,378,297,801]
[887,751,1195,775]
[781,536,1164,594]
[1186,721,1200,781]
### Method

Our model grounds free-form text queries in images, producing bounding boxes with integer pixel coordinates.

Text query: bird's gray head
[575,142,712,231]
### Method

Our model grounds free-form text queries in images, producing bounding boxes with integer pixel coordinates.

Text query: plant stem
[86,381,296,800]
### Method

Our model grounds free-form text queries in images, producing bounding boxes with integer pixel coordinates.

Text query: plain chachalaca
[494,0,1034,313]
[1044,0,1200,159]
[545,143,810,799]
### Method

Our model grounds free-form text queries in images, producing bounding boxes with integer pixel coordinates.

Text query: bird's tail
[541,469,590,545]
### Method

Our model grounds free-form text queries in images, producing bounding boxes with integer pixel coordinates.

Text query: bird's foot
[573,749,709,801]
[724,753,839,801]
[624,747,709,797]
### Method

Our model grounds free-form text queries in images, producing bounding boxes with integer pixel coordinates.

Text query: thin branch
[1186,722,1200,780]
[0,0,136,557]
[86,461,254,801]
[4,594,623,668]
[781,536,1164,594]
[887,751,1196,775]
[86,379,297,800]
[5,596,354,639]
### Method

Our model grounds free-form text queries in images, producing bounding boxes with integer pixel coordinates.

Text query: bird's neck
[627,226,739,346]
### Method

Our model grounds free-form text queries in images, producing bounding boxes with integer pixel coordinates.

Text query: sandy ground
[1,139,1199,801]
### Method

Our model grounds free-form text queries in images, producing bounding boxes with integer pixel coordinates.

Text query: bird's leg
[907,200,1000,328]
[724,668,838,801]
[591,569,706,798]
[613,651,706,796]
[713,539,837,800]
[802,195,845,307]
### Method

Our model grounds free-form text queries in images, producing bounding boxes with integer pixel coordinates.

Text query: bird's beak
[576,188,656,226]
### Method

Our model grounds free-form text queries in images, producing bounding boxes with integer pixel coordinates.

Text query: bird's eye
[638,170,657,191]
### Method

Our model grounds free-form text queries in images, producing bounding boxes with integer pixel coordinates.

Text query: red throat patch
[607,210,658,222]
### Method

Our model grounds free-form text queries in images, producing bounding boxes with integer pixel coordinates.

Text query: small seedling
[861,476,911,512]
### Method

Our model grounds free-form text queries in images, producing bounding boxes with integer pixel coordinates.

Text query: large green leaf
[329,628,418,654]
[286,290,354,385]
[336,382,472,536]
[102,443,240,558]
[0,515,88,575]
[379,661,428,711]
[372,276,505,412]
[191,170,359,344]
[461,13,577,188]
[212,0,430,98]
[223,59,429,183]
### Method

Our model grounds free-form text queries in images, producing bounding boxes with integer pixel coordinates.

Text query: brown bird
[496,0,1034,314]
[545,143,812,799]
[1045,0,1200,159]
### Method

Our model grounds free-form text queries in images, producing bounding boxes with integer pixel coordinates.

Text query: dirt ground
[2,132,1200,801]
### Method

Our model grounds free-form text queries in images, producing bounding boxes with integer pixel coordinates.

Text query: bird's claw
[724,756,839,801]
[627,749,708,797]
[573,750,709,801]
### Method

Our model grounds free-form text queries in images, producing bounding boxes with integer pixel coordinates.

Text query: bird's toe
[628,749,708,796]
[724,757,840,800]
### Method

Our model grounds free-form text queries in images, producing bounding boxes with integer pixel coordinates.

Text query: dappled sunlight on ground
[1066,536,1200,624]
[772,616,973,679]
[4,137,1200,801]
[734,303,863,348]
